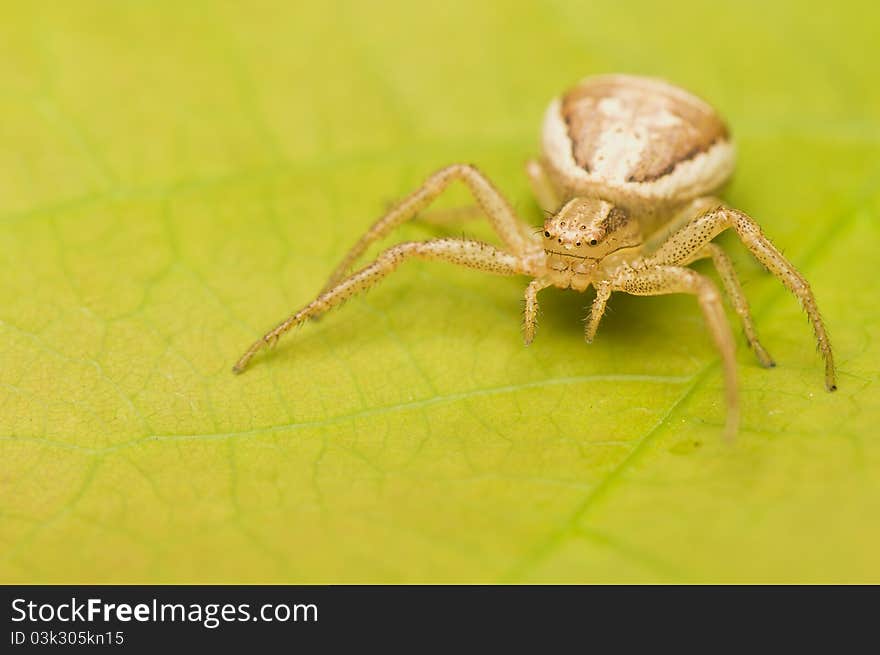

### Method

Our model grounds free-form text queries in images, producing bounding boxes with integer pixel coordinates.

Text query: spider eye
[580,225,586,230]
[544,231,551,238]
[575,241,581,247]
[589,239,598,246]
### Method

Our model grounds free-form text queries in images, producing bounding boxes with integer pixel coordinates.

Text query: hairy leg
[642,202,836,391]
[584,281,611,343]
[417,158,565,235]
[414,158,565,235]
[234,238,529,373]
[688,243,775,368]
[611,265,739,440]
[642,196,722,253]
[523,279,552,345]
[321,164,537,292]
[525,158,562,215]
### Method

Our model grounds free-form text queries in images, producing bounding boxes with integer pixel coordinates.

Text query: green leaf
[1,0,878,583]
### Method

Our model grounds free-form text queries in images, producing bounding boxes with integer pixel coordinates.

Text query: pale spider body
[234,74,836,439]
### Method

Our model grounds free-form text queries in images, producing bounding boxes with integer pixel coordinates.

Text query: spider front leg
[584,281,611,343]
[415,158,564,228]
[643,202,836,391]
[419,158,563,228]
[233,238,530,373]
[610,265,740,440]
[523,279,552,345]
[321,164,538,293]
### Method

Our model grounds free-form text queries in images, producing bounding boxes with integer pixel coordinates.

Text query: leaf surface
[1,0,878,582]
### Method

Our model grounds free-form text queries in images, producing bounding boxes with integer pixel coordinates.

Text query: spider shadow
[249,274,704,381]
[533,284,676,346]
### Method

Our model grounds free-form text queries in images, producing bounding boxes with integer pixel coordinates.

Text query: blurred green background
[1,0,878,583]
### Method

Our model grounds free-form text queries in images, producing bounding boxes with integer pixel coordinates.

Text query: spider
[233,74,836,439]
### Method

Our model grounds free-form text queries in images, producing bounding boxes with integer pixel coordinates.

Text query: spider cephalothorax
[542,198,641,291]
[234,74,836,441]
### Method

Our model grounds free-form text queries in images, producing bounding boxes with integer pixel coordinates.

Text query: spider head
[542,197,640,259]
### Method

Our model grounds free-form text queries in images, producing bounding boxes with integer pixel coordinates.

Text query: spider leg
[687,243,775,368]
[642,202,836,391]
[584,197,720,345]
[321,164,538,293]
[584,280,612,343]
[401,158,568,231]
[233,238,530,373]
[525,158,563,214]
[610,265,739,441]
[523,278,553,345]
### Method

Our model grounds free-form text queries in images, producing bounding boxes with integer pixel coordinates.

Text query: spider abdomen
[542,74,735,212]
